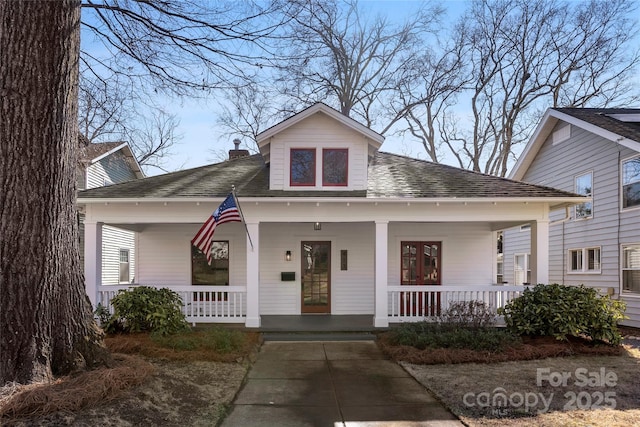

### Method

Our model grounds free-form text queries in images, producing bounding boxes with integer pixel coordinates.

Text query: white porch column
[245,222,260,327]
[530,219,549,285]
[374,221,389,327]
[84,221,103,308]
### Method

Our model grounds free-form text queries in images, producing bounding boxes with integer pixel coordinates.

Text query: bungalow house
[503,108,640,327]
[78,139,144,284]
[77,103,585,328]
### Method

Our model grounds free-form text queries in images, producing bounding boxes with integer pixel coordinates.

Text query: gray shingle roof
[78,141,125,162]
[78,152,578,200]
[554,108,640,143]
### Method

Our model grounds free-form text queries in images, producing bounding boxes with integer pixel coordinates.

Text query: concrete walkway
[221,341,463,427]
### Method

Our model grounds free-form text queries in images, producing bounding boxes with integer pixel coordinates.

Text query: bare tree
[79,73,182,173]
[126,108,183,173]
[274,0,444,134]
[215,83,281,153]
[398,29,470,163]
[80,0,291,95]
[432,0,640,176]
[1,0,111,384]
[79,73,133,142]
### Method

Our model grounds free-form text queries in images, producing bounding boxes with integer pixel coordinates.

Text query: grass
[105,327,260,362]
[403,346,640,426]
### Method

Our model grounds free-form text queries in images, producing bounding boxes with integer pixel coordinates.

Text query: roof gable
[256,103,384,164]
[510,108,640,180]
[79,141,145,179]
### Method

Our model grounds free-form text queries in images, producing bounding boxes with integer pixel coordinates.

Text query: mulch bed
[377,333,624,365]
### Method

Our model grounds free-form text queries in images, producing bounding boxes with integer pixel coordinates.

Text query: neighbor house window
[622,244,640,293]
[290,148,316,186]
[568,247,601,273]
[119,249,130,283]
[514,253,531,285]
[192,241,229,286]
[622,156,640,209]
[323,149,348,186]
[575,172,593,219]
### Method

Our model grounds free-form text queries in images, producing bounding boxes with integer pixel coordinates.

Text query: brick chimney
[229,138,250,160]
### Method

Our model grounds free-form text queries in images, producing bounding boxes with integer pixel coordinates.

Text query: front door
[301,241,331,313]
[401,241,442,316]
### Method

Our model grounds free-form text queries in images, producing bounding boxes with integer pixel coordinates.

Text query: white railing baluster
[387,285,529,323]
[96,284,248,324]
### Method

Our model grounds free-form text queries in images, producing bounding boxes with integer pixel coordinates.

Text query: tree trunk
[0,0,111,384]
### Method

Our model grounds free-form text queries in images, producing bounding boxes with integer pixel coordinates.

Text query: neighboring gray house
[78,140,144,284]
[503,108,640,327]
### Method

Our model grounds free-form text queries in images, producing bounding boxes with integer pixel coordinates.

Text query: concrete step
[262,332,376,342]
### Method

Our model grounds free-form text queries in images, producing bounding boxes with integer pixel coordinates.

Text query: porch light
[314,222,322,231]
[285,250,292,261]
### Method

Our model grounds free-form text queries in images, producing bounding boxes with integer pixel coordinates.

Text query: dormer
[257,103,384,191]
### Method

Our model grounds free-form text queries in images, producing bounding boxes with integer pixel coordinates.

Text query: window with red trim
[290,148,316,186]
[322,148,348,186]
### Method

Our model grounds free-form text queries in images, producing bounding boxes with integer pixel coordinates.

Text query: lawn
[402,345,640,426]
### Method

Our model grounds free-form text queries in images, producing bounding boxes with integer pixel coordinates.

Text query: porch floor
[259,315,380,333]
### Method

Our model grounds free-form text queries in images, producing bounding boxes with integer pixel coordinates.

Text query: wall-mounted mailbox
[281,272,296,282]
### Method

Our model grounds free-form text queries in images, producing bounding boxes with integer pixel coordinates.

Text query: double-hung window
[514,254,531,285]
[622,155,640,209]
[622,245,640,293]
[119,249,130,283]
[575,172,593,219]
[568,247,601,273]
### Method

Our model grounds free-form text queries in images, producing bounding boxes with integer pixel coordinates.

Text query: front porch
[96,284,530,328]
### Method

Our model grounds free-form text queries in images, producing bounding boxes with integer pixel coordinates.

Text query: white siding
[258,222,375,315]
[137,223,246,287]
[504,120,640,326]
[267,112,370,191]
[388,223,495,286]
[101,225,136,284]
[86,151,137,189]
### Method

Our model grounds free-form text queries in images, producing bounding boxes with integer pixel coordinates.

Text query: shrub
[389,321,520,352]
[498,284,626,345]
[438,300,496,328]
[106,286,189,336]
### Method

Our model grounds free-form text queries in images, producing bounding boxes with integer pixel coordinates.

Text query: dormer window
[290,148,316,186]
[323,149,348,186]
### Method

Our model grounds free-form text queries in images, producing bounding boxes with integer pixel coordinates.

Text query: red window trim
[322,148,349,187]
[290,148,316,187]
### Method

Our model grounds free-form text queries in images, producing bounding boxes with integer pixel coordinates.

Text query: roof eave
[78,196,588,206]
[510,108,640,180]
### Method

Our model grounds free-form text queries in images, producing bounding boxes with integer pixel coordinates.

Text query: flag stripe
[191,193,242,264]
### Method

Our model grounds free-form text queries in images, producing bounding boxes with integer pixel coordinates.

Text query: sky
[80,0,639,176]
[156,1,456,176]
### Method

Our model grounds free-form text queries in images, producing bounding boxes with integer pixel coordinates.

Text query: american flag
[192,193,242,264]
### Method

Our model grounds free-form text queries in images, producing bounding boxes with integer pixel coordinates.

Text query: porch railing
[387,285,530,323]
[96,285,247,324]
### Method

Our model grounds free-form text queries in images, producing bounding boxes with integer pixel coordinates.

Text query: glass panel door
[301,242,331,313]
[401,242,442,316]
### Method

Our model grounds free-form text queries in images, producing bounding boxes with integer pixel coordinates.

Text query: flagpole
[231,185,254,251]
